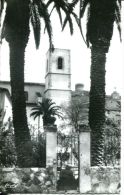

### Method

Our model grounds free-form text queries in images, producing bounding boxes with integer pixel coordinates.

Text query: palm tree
[0,0,53,167]
[30,98,63,127]
[0,0,34,167]
[0,0,77,167]
[79,0,121,166]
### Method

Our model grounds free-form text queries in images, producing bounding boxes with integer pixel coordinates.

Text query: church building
[0,48,72,129]
[0,48,121,134]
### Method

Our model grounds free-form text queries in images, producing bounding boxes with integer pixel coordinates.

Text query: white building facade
[0,48,72,131]
[45,48,71,106]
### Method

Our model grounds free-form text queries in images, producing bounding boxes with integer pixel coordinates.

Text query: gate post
[45,125,57,190]
[79,124,91,193]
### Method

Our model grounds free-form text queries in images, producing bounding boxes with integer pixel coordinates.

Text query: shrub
[0,120,46,167]
[0,120,17,167]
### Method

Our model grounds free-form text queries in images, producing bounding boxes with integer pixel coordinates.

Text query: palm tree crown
[79,0,121,49]
[30,98,63,126]
[0,0,54,50]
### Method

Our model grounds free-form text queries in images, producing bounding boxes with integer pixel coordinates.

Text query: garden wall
[0,166,120,194]
[0,167,56,193]
[91,166,120,193]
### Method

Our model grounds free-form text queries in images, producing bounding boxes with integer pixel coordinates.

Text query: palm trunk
[5,0,33,167]
[89,46,106,166]
[9,41,33,167]
[9,40,32,167]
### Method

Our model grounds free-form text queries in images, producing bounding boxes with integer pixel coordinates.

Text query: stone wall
[0,166,120,194]
[0,167,56,194]
[91,166,120,193]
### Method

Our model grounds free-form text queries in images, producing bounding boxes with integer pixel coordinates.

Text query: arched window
[57,57,63,69]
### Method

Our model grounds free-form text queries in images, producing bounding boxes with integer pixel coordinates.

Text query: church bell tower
[44,48,71,106]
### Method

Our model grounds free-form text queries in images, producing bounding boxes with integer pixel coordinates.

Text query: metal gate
[57,131,79,191]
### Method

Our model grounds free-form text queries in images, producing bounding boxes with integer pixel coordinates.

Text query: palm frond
[62,14,74,35]
[51,109,62,115]
[33,112,40,120]
[55,5,63,26]
[72,11,87,45]
[46,0,53,8]
[117,0,121,9]
[52,0,69,12]
[30,2,41,49]
[50,104,62,110]
[31,108,43,113]
[45,99,57,108]
[115,1,121,41]
[69,0,79,8]
[80,0,89,18]
[115,3,121,23]
[54,112,63,119]
[47,1,65,26]
[30,111,40,119]
[61,0,87,45]
[78,0,90,46]
[47,0,74,34]
[37,0,54,51]
[62,17,68,30]
[49,4,56,18]
[0,0,4,15]
[115,12,121,41]
[71,12,79,26]
[0,0,5,43]
[86,5,91,47]
[47,0,69,19]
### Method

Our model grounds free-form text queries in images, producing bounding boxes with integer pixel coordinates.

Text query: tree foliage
[30,98,63,126]
[79,0,121,48]
[62,96,89,131]
[103,100,121,166]
[0,119,17,167]
[57,131,71,169]
[0,119,46,167]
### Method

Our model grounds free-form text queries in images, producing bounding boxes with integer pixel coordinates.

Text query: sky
[0,2,123,95]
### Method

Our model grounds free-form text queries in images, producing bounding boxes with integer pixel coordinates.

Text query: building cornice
[44,88,72,93]
[0,80,45,87]
[46,48,70,55]
[45,72,71,78]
